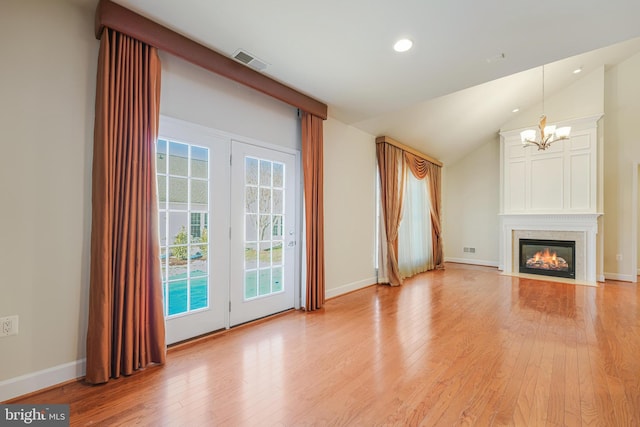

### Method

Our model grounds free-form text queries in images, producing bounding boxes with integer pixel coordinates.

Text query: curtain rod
[95,0,328,120]
[375,136,443,167]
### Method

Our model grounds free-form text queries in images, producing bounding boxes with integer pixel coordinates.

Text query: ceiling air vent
[232,49,267,71]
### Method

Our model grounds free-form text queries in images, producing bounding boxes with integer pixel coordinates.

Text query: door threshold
[167,308,297,352]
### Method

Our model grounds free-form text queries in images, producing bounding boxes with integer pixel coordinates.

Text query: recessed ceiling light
[394,39,413,53]
[512,108,520,113]
[573,67,582,74]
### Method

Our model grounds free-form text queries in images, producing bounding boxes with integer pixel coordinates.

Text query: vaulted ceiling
[112,0,640,164]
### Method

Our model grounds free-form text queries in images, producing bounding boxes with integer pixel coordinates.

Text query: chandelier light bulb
[556,126,571,138]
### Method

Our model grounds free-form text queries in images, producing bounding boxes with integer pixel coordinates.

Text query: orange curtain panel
[376,142,406,286]
[426,163,444,269]
[86,28,166,384]
[301,112,325,310]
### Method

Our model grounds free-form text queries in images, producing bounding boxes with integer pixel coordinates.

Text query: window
[190,213,208,239]
[190,213,201,238]
[156,139,210,317]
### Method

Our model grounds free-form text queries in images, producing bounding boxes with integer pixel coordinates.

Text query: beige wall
[323,119,377,297]
[603,51,640,280]
[0,0,98,385]
[443,140,501,266]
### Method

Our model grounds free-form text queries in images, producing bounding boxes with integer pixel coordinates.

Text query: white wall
[443,140,500,266]
[603,52,640,281]
[323,119,377,297]
[0,0,98,395]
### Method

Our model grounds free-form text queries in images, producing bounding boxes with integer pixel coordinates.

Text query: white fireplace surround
[499,213,601,284]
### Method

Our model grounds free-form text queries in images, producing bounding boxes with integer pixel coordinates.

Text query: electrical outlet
[469,247,476,253]
[0,315,18,337]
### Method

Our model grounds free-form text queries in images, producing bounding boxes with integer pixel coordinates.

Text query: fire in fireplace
[519,239,575,279]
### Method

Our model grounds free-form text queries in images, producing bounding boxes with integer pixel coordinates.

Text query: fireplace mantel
[499,213,602,284]
[499,213,601,229]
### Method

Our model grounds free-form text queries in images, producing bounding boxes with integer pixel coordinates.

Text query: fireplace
[499,214,600,284]
[519,238,575,279]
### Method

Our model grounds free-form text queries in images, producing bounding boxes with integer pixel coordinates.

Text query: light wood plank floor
[8,263,640,426]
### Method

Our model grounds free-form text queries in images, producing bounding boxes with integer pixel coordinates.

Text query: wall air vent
[232,49,268,71]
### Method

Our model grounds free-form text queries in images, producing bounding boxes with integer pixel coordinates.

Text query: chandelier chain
[520,64,571,150]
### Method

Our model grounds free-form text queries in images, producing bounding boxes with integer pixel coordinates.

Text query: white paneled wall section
[499,115,602,214]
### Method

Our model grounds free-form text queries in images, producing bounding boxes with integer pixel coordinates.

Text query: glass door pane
[230,141,297,326]
[157,117,229,344]
[243,157,286,299]
[158,140,210,317]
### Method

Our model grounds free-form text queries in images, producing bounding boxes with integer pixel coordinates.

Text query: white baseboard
[445,257,499,268]
[597,274,606,283]
[325,277,376,299]
[0,359,85,402]
[604,272,636,283]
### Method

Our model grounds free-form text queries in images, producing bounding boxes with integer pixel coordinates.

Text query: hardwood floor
[8,263,640,426]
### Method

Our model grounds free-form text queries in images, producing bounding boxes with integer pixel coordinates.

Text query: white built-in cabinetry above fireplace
[498,114,603,285]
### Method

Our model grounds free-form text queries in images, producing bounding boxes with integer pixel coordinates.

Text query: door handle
[288,241,296,247]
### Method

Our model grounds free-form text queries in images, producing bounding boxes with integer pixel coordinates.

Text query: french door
[157,129,230,344]
[157,118,297,343]
[229,141,297,326]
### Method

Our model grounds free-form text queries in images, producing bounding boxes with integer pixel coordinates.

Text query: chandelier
[521,66,571,150]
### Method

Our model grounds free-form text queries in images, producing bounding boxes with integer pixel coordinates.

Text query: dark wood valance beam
[95,0,328,120]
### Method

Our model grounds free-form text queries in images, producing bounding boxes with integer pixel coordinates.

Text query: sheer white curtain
[397,169,433,278]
